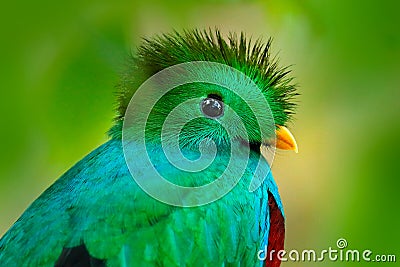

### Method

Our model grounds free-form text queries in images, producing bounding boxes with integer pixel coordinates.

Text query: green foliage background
[1,1,399,266]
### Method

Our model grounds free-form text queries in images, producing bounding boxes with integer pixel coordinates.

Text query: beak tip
[275,125,298,153]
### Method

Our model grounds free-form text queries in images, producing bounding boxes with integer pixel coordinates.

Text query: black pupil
[201,95,223,118]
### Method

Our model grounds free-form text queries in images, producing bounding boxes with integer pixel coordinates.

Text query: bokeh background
[1,0,399,266]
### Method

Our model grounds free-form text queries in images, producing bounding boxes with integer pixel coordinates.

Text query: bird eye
[200,96,224,119]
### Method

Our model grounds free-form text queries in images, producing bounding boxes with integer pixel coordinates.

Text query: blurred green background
[1,0,399,266]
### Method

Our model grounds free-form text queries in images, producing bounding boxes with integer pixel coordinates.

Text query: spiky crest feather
[110,29,297,139]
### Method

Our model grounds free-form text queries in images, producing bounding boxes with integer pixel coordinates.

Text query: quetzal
[0,29,298,267]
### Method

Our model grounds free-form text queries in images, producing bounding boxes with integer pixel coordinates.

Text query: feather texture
[0,139,283,266]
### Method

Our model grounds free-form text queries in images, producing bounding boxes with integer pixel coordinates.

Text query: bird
[0,29,298,267]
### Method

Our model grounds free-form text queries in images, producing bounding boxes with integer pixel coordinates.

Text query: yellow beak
[275,125,298,153]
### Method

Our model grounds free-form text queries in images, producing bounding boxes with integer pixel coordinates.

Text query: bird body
[0,139,282,266]
[0,30,297,266]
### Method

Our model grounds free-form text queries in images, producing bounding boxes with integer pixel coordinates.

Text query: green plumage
[0,141,279,266]
[0,29,296,266]
[111,29,297,140]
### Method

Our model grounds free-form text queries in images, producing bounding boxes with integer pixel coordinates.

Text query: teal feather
[0,138,282,266]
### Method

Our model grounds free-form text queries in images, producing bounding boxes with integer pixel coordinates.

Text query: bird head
[111,30,298,154]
